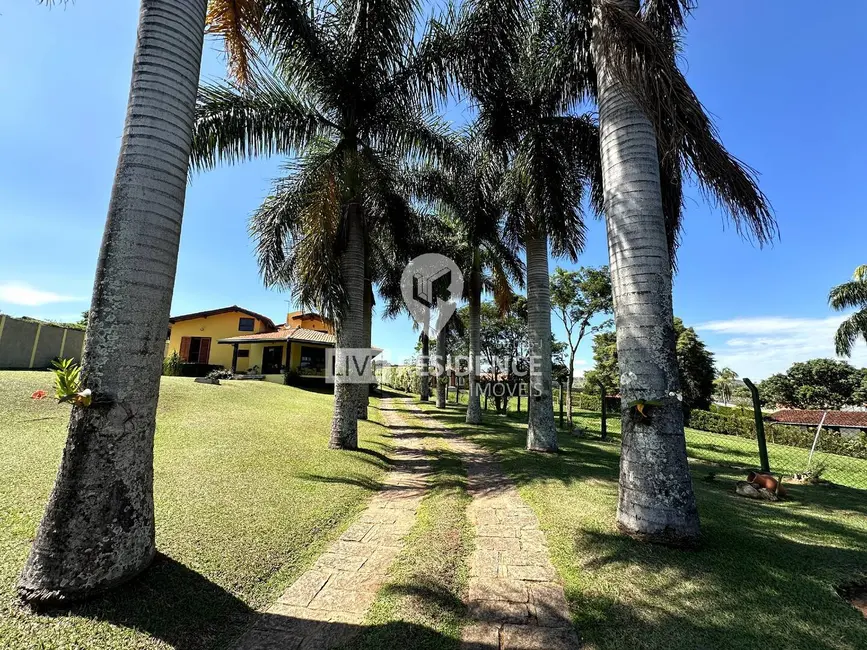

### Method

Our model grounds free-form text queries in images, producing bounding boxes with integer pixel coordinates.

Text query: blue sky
[1,1,866,379]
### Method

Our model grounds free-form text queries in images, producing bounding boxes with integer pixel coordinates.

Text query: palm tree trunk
[358,278,372,420]
[18,0,208,605]
[330,204,364,449]
[594,0,699,543]
[436,327,448,408]
[419,332,430,402]
[525,230,557,451]
[466,254,483,424]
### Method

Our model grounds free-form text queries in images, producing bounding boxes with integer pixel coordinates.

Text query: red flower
[31,390,47,400]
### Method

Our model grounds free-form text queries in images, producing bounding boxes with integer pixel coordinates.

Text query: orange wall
[166,311,270,371]
[286,312,334,333]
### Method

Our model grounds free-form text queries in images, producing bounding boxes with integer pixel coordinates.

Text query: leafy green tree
[830,265,867,356]
[759,359,865,409]
[674,318,715,412]
[585,319,715,413]
[714,367,738,405]
[550,266,613,429]
[194,0,453,449]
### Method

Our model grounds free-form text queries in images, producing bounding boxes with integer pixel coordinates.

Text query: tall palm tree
[19,0,211,604]
[559,0,775,542]
[194,0,453,450]
[830,265,867,356]
[448,0,599,448]
[407,138,525,425]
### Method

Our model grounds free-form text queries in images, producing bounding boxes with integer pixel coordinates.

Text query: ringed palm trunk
[435,327,448,408]
[419,332,430,402]
[465,253,483,424]
[18,0,208,604]
[358,278,372,420]
[567,350,576,430]
[525,230,558,451]
[594,0,700,543]
[329,204,364,449]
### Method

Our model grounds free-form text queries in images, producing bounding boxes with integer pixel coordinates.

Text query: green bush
[688,409,757,439]
[573,392,621,412]
[709,403,753,418]
[163,351,183,376]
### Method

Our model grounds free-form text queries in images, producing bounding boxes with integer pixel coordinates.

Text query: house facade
[166,306,336,382]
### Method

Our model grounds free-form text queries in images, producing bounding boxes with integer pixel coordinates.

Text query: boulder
[735,481,760,499]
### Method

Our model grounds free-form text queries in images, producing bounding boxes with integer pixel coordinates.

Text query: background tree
[758,359,865,409]
[673,318,715,413]
[584,319,715,413]
[830,265,867,356]
[19,0,210,604]
[550,266,613,430]
[714,367,738,406]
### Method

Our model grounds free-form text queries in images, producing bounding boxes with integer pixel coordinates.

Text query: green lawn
[0,371,395,650]
[413,400,867,650]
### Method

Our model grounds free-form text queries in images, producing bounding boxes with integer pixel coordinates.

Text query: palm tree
[830,265,867,356]
[19,0,211,604]
[407,138,525,425]
[559,0,775,542]
[449,0,599,449]
[194,0,453,449]
[714,367,738,406]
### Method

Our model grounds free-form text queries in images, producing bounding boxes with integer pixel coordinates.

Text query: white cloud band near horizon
[696,315,867,380]
[0,282,82,307]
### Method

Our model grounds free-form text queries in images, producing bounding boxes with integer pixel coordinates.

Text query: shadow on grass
[36,553,255,650]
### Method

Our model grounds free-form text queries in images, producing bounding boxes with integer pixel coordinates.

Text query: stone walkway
[399,401,581,650]
[234,401,430,650]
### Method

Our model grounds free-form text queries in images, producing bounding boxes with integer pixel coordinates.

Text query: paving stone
[477,536,521,552]
[235,628,304,650]
[468,599,532,624]
[469,550,499,577]
[498,551,550,567]
[529,584,572,627]
[477,525,519,538]
[461,622,501,650]
[313,553,366,573]
[339,522,373,542]
[499,624,580,649]
[504,564,557,582]
[308,585,377,614]
[276,570,331,607]
[469,578,529,603]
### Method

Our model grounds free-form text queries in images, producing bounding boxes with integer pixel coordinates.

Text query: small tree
[550,267,613,430]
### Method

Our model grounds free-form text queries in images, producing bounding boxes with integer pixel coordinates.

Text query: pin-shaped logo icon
[401,254,463,336]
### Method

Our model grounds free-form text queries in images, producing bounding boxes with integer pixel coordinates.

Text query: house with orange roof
[166,307,338,381]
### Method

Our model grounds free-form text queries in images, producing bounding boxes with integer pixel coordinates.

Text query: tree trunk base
[18,545,156,607]
[615,520,701,549]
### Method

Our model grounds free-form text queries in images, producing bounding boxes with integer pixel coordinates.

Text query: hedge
[573,392,622,413]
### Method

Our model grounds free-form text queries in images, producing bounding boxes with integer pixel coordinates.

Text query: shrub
[163,351,183,376]
[284,368,300,386]
[574,392,622,413]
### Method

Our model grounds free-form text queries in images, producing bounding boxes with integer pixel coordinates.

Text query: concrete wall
[0,315,85,369]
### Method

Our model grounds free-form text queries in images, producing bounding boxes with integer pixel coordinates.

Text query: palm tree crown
[830,265,867,357]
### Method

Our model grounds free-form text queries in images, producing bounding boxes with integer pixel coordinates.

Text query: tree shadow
[33,553,255,650]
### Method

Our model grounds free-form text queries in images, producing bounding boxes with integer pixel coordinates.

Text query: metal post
[558,382,564,429]
[807,410,828,469]
[743,378,770,473]
[517,384,522,413]
[598,380,608,441]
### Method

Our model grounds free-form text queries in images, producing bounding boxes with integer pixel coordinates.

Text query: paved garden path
[399,401,581,650]
[234,400,431,650]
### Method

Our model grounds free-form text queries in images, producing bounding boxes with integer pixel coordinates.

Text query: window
[180,336,211,364]
[299,346,326,373]
[237,349,250,358]
[238,317,255,332]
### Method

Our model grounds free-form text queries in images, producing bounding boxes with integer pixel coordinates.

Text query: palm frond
[206,0,264,87]
[829,279,867,312]
[834,310,867,357]
[192,77,330,169]
[598,3,776,245]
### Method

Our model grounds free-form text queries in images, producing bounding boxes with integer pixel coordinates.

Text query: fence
[573,402,867,491]
[0,315,84,370]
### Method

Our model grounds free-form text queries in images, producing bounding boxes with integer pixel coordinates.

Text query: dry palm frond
[206,0,264,87]
[597,2,776,246]
[833,311,867,358]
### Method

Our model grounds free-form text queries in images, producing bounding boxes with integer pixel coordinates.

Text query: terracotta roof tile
[769,409,867,428]
[218,326,336,345]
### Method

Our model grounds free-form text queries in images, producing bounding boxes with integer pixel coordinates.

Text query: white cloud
[696,315,867,380]
[0,282,81,307]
